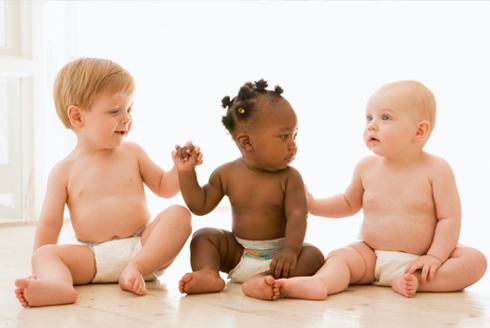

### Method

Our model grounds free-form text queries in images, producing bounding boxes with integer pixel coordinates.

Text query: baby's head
[365,80,436,157]
[221,79,298,171]
[372,80,436,136]
[221,79,289,137]
[53,57,135,129]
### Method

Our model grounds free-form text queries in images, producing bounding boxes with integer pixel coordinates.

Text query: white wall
[41,1,490,253]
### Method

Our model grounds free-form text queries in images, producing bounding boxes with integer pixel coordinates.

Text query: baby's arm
[131,141,201,199]
[269,168,308,278]
[406,158,462,284]
[33,163,68,251]
[308,158,366,218]
[173,154,225,216]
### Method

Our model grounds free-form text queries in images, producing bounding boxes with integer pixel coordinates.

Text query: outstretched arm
[135,141,202,199]
[172,146,225,216]
[308,160,365,218]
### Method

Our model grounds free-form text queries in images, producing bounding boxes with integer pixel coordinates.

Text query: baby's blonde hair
[386,80,437,136]
[53,57,135,129]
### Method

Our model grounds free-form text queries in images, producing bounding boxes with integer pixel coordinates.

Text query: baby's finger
[427,266,437,283]
[281,262,291,278]
[274,262,284,279]
[405,262,420,274]
[269,259,277,277]
[420,265,429,285]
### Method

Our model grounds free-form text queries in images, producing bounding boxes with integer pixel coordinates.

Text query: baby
[273,80,487,299]
[172,80,324,300]
[14,57,196,307]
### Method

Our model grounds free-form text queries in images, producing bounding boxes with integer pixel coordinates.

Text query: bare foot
[14,276,77,307]
[119,265,147,296]
[242,275,276,300]
[391,273,419,298]
[178,268,225,294]
[273,276,328,300]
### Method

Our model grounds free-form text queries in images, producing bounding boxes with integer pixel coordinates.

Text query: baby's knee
[190,227,222,247]
[302,245,325,267]
[467,248,487,278]
[167,205,192,233]
[31,245,59,264]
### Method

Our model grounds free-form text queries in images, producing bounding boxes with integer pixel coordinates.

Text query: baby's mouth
[115,130,126,136]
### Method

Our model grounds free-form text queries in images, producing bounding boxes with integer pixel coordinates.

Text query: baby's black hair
[221,79,284,135]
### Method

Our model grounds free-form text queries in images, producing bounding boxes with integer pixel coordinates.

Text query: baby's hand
[305,185,315,213]
[405,254,443,285]
[172,141,203,171]
[269,248,298,279]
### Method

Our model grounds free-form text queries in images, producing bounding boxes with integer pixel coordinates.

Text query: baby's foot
[273,276,328,301]
[119,265,147,296]
[14,276,77,307]
[242,275,276,300]
[178,268,225,294]
[391,273,419,298]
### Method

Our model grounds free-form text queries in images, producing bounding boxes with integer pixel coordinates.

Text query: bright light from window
[0,1,5,47]
[0,77,8,164]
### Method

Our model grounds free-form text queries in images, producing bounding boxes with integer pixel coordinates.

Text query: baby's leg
[14,244,95,307]
[179,227,243,294]
[274,241,376,300]
[392,245,487,297]
[119,205,192,295]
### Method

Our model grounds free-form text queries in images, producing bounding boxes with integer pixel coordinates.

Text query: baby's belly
[69,198,151,243]
[360,217,435,255]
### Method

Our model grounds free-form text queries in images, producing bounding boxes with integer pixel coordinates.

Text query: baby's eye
[382,115,390,121]
[366,116,373,122]
[280,134,289,140]
[293,133,298,141]
[109,110,119,114]
[127,107,133,114]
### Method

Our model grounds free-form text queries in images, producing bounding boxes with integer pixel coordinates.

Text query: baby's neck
[382,150,425,168]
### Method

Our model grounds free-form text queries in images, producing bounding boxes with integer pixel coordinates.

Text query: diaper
[79,230,162,283]
[228,236,285,283]
[373,250,420,286]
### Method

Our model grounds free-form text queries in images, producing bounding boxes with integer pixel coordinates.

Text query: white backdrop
[40,1,490,255]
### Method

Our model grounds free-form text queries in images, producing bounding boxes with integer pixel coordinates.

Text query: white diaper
[228,236,285,283]
[373,250,420,286]
[81,236,163,283]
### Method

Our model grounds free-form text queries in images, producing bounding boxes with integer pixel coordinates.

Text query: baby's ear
[236,132,252,151]
[414,120,430,141]
[68,105,84,129]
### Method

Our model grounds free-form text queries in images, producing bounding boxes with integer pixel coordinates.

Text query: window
[0,1,40,223]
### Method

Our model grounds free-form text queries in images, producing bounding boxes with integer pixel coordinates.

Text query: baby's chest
[226,177,285,209]
[68,163,142,197]
[363,175,434,212]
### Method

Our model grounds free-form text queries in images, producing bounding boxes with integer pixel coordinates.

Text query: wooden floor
[2,212,490,328]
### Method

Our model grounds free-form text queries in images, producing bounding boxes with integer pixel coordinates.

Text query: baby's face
[248,102,299,172]
[364,86,420,159]
[81,92,134,149]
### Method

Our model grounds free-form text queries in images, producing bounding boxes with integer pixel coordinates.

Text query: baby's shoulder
[48,155,75,184]
[355,155,380,171]
[420,152,454,175]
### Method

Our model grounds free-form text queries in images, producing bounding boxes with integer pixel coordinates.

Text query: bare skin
[273,81,487,300]
[15,91,195,307]
[173,98,324,300]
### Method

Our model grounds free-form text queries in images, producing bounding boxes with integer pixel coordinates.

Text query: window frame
[0,1,44,224]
